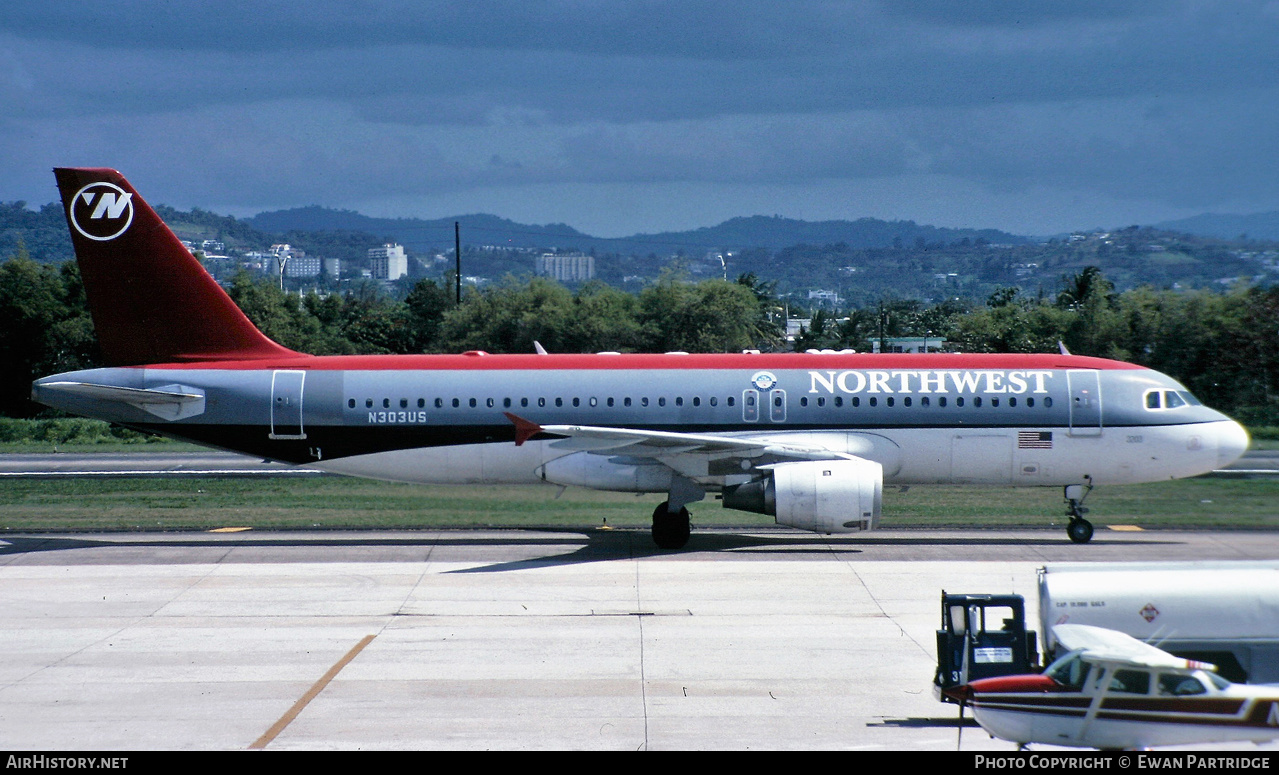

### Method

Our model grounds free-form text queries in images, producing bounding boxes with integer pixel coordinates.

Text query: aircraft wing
[1053,624,1217,672]
[504,412,852,477]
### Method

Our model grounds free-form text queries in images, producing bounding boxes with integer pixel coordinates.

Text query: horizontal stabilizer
[35,381,206,421]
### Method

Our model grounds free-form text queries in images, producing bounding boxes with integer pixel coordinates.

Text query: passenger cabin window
[1107,669,1151,695]
[1158,673,1207,696]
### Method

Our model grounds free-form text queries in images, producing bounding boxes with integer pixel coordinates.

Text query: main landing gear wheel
[1067,518,1094,544]
[652,502,691,550]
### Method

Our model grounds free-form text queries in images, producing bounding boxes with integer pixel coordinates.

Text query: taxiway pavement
[3,527,1279,751]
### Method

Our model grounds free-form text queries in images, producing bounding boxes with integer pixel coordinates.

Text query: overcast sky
[3,1,1278,237]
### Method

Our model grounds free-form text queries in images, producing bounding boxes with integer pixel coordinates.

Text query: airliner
[31,168,1250,548]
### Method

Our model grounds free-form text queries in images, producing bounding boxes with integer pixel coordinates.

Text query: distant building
[268,244,304,276]
[536,252,594,282]
[786,318,812,339]
[871,336,947,354]
[808,289,841,307]
[284,256,322,278]
[369,244,408,280]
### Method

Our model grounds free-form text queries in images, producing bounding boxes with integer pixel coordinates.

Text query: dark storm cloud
[1,1,1278,234]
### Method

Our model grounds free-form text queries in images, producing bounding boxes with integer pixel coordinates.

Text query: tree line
[1,245,1276,428]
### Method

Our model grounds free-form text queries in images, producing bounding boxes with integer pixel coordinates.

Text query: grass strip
[1,475,1275,533]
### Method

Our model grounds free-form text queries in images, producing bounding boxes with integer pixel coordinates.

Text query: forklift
[933,591,1039,703]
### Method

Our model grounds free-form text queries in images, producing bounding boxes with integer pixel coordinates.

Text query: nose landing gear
[1064,478,1094,544]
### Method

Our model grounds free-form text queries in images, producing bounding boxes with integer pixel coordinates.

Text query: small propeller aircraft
[945,624,1279,750]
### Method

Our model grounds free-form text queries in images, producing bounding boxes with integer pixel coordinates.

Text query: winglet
[504,412,543,446]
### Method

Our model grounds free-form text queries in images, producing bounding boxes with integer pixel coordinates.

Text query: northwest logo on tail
[69,182,134,241]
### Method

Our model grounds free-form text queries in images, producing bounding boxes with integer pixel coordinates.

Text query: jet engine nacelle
[722,458,883,534]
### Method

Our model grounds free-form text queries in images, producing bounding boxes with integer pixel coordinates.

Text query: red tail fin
[53,168,300,366]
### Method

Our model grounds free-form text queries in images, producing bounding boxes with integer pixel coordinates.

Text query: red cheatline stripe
[138,352,1146,372]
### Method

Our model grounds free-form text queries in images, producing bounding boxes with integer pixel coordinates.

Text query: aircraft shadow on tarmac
[0,529,1176,574]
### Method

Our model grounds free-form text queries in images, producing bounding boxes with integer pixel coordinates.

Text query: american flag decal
[1018,431,1053,449]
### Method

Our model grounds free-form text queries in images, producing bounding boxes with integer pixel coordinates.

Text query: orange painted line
[250,634,376,749]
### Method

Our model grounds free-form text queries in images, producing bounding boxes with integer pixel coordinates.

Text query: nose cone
[1216,420,1250,469]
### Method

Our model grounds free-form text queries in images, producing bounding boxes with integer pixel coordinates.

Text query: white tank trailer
[1038,561,1279,684]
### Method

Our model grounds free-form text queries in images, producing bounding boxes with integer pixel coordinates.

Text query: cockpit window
[1144,389,1195,411]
